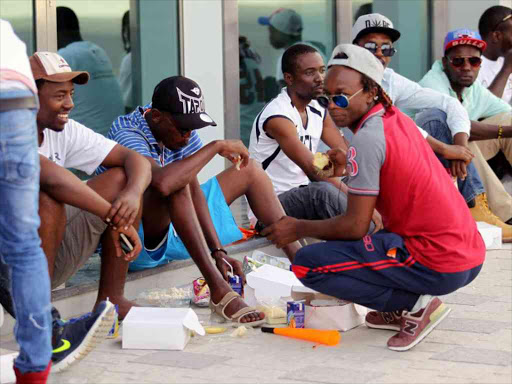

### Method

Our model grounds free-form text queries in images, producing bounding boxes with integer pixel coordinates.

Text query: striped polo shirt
[96,103,202,174]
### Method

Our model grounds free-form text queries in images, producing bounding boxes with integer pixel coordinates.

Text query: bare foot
[210,287,264,324]
[95,296,139,320]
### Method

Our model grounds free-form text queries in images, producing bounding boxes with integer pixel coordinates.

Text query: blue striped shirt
[96,103,203,175]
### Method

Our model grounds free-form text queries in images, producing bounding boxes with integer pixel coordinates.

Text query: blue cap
[258,16,270,26]
[444,29,487,53]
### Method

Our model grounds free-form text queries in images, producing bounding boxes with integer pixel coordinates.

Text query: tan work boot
[470,193,512,243]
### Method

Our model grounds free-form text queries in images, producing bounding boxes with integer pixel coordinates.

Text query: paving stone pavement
[1,245,511,383]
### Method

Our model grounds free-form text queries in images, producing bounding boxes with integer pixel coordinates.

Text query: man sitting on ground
[249,44,382,232]
[262,44,485,352]
[353,14,512,241]
[419,29,512,239]
[30,52,150,318]
[0,51,151,370]
[98,76,301,326]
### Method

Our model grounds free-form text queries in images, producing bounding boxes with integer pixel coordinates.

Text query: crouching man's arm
[100,145,152,230]
[262,193,376,248]
[39,155,142,261]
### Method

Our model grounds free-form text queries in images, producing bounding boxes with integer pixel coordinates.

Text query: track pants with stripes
[292,230,482,312]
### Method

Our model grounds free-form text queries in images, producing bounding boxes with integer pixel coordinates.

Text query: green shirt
[419,60,511,121]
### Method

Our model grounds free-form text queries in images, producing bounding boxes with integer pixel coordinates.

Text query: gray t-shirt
[346,109,386,197]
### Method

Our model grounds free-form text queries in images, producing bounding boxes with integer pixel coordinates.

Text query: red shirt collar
[354,104,385,134]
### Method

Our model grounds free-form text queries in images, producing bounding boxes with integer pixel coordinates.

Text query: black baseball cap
[152,76,217,131]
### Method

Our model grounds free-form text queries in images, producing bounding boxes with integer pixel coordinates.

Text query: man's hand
[113,226,142,261]
[261,216,301,249]
[442,144,474,163]
[212,252,246,284]
[327,148,347,177]
[450,159,467,180]
[217,140,250,169]
[371,210,383,234]
[106,189,141,230]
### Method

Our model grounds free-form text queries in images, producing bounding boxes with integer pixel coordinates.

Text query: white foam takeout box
[122,307,205,350]
[477,221,502,250]
[245,264,366,331]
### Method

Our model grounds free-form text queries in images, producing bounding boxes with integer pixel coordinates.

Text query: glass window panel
[0,0,35,54]
[238,0,335,145]
[57,0,129,137]
[371,0,432,82]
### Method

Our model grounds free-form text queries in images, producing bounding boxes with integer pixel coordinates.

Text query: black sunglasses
[363,42,397,57]
[448,56,482,68]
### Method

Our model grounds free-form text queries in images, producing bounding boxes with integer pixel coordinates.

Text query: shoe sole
[365,322,401,331]
[388,305,452,352]
[52,302,115,373]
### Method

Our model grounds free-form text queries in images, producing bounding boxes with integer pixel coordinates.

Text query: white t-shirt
[0,19,37,93]
[38,119,117,175]
[248,88,325,196]
[478,56,512,105]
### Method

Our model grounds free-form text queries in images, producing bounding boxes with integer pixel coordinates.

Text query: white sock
[410,295,433,314]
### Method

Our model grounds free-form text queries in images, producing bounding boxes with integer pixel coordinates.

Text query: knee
[103,167,128,192]
[39,190,65,220]
[244,158,264,178]
[416,108,448,130]
[293,244,318,267]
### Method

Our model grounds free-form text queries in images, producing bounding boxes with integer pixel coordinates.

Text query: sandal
[209,291,265,327]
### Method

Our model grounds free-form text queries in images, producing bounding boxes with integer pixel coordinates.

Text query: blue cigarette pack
[287,300,305,328]
[228,274,243,297]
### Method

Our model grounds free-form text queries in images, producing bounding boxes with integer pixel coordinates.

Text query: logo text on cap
[365,19,390,28]
[177,87,204,114]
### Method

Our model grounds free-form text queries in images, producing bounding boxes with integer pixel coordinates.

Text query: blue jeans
[0,89,52,373]
[416,109,485,203]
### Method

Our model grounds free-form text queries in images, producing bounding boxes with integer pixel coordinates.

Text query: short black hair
[281,44,319,76]
[57,6,80,32]
[479,5,512,38]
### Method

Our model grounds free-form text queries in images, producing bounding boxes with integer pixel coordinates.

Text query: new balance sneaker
[52,301,115,372]
[365,310,403,331]
[387,297,451,351]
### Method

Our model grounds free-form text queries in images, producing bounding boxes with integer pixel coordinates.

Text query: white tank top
[248,88,325,196]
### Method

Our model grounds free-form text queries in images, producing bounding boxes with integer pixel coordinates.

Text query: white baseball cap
[258,8,303,36]
[328,44,384,86]
[30,51,89,84]
[352,13,401,43]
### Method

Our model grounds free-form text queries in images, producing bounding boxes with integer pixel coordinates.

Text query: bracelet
[211,248,227,257]
[498,126,503,139]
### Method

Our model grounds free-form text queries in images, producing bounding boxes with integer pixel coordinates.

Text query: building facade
[2,0,510,181]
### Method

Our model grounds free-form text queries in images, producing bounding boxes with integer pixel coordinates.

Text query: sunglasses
[317,88,364,109]
[493,13,512,31]
[448,56,482,68]
[363,42,397,57]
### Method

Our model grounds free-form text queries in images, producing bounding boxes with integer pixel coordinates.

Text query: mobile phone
[119,233,134,254]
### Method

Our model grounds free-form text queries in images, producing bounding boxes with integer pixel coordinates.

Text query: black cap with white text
[152,76,217,131]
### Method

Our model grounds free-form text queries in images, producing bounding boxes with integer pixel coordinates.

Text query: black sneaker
[52,301,115,372]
